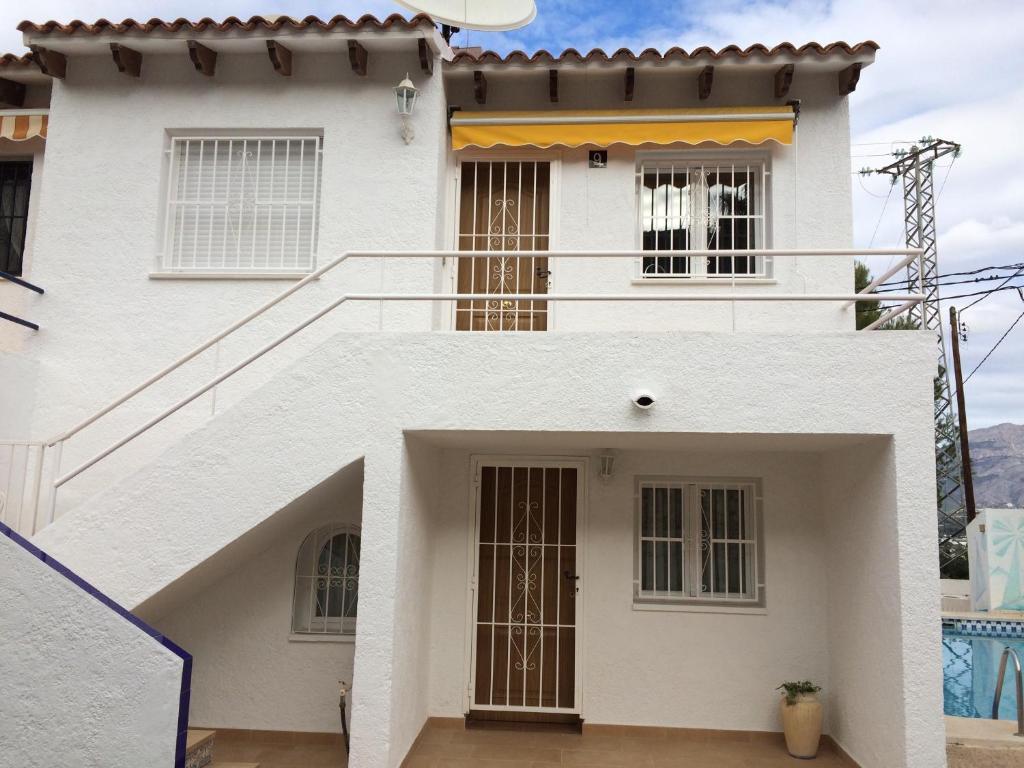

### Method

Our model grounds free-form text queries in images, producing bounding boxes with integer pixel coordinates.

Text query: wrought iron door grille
[473,465,577,711]
[456,161,551,331]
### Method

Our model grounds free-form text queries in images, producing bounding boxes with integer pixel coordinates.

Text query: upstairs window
[639,160,768,278]
[161,136,322,274]
[634,479,763,608]
[292,524,360,636]
[0,160,32,276]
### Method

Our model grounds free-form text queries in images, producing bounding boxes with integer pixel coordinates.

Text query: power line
[962,264,1024,311]
[856,282,1024,314]
[875,271,1024,293]
[963,308,1024,384]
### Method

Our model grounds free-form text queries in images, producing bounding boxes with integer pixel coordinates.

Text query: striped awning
[0,112,48,141]
[451,106,794,151]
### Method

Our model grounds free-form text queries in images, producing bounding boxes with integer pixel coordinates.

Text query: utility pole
[876,138,966,572]
[949,306,977,522]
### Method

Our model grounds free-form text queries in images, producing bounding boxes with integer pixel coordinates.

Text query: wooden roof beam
[474,71,487,104]
[697,65,714,100]
[0,77,26,107]
[624,67,635,102]
[774,63,794,98]
[348,40,367,76]
[29,46,66,80]
[267,40,292,76]
[838,62,862,95]
[110,43,142,77]
[187,40,216,76]
[418,38,433,76]
[549,69,558,103]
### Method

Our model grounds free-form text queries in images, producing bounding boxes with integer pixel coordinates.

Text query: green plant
[777,681,821,705]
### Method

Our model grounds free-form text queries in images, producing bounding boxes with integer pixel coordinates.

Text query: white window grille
[638,160,768,278]
[291,523,360,635]
[635,479,763,606]
[161,136,322,273]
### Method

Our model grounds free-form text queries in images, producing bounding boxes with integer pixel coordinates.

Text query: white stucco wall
[153,461,364,733]
[29,328,939,767]
[0,530,185,768]
[12,46,448,515]
[426,445,831,732]
[443,71,856,334]
[5,55,863,519]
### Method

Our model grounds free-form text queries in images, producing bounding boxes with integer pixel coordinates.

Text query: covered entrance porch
[394,429,925,768]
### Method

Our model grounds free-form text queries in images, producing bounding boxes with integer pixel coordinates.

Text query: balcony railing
[5,248,924,537]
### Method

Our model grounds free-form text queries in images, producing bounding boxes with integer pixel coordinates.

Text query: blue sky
[3,0,1022,428]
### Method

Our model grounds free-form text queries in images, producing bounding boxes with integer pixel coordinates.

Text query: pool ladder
[992,646,1024,736]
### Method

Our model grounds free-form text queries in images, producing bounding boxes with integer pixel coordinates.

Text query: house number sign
[589,150,608,168]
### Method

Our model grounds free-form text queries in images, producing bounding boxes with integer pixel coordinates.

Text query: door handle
[563,570,579,581]
[536,268,552,279]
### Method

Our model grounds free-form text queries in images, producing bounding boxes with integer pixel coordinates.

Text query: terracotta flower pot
[780,692,822,759]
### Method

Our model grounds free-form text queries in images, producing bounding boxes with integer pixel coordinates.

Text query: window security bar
[35,247,924,532]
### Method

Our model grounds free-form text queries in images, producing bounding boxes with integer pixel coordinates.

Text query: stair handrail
[992,646,1024,736]
[41,247,924,518]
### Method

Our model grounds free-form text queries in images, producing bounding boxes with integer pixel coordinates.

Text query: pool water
[943,629,1024,719]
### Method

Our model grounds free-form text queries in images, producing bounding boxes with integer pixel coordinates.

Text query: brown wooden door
[455,161,551,331]
[471,463,579,712]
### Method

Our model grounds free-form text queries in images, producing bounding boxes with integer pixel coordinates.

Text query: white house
[0,12,945,768]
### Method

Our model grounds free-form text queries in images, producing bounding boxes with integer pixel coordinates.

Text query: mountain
[969,423,1024,509]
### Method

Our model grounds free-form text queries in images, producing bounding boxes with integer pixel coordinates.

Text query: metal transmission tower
[877,139,966,574]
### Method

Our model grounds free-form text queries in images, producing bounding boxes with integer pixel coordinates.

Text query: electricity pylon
[876,138,966,574]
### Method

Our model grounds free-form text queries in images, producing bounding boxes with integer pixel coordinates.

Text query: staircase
[186,729,259,768]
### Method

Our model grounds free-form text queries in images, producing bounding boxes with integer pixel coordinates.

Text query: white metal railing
[26,247,922,532]
[0,441,46,537]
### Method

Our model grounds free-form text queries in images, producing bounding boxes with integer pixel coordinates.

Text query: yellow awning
[451,106,794,150]
[0,112,48,141]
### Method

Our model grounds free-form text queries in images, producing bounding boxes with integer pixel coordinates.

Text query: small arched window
[291,524,360,635]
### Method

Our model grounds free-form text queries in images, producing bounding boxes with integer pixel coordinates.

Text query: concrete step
[210,763,260,767]
[185,729,215,768]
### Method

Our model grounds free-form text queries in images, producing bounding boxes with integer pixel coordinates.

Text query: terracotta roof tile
[0,52,35,66]
[17,13,436,36]
[449,41,879,66]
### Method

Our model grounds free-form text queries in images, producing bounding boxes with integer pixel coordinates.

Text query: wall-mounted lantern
[394,73,419,144]
[599,451,616,483]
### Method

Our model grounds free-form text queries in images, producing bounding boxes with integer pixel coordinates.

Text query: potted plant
[777,681,823,759]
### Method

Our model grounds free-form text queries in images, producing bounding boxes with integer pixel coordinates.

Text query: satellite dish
[394,0,537,31]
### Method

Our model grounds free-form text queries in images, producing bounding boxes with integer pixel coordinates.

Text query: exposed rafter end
[187,40,216,77]
[110,43,142,78]
[838,62,862,95]
[418,38,433,76]
[474,71,487,104]
[549,69,558,103]
[0,77,26,107]
[29,45,66,80]
[697,65,714,100]
[774,64,794,98]
[624,67,635,102]
[267,40,292,76]
[348,40,368,76]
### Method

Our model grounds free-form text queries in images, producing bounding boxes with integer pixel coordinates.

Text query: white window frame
[291,523,360,637]
[633,477,765,610]
[635,152,772,280]
[158,133,323,277]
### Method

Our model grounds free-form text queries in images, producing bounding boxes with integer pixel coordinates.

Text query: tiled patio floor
[211,730,347,768]
[402,719,859,767]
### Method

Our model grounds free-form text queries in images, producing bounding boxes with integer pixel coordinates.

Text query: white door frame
[445,152,563,331]
[462,455,588,715]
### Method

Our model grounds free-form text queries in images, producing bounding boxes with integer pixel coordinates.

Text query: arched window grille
[292,524,360,635]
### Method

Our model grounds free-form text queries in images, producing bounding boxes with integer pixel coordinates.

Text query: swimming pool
[943,628,1024,719]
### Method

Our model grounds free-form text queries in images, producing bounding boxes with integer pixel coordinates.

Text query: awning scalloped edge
[0,114,48,141]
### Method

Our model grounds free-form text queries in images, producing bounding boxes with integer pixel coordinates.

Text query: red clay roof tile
[16,13,436,36]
